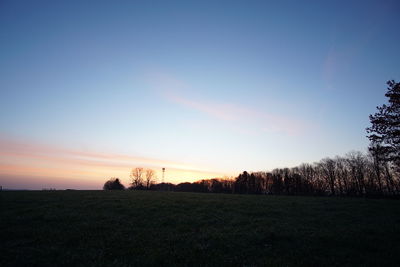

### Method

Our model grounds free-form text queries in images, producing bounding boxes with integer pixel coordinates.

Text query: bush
[103,178,125,190]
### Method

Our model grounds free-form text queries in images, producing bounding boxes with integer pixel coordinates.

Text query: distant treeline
[177,151,399,197]
[103,150,399,197]
[104,80,400,197]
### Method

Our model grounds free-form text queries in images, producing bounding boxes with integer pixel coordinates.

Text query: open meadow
[1,190,400,266]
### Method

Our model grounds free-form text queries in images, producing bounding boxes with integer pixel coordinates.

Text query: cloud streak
[150,72,309,135]
[176,95,307,135]
[0,137,230,189]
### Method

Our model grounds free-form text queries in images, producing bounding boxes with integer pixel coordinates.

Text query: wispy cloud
[149,72,309,136]
[322,46,337,86]
[0,137,192,170]
[171,94,307,135]
[0,137,231,189]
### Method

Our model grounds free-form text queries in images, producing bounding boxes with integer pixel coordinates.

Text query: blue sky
[0,0,399,188]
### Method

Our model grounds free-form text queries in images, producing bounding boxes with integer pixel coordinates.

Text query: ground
[1,190,400,266]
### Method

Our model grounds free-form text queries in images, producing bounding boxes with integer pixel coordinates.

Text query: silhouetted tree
[271,169,284,194]
[130,167,144,189]
[234,171,250,194]
[145,169,156,189]
[318,158,336,195]
[335,157,349,195]
[346,151,368,196]
[220,176,235,193]
[175,182,194,192]
[367,80,400,173]
[103,178,125,190]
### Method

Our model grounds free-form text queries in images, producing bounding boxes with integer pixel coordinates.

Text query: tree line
[104,81,400,197]
[104,150,399,197]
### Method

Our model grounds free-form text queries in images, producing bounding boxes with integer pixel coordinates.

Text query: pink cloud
[0,137,232,189]
[167,90,307,136]
[148,72,310,136]
[0,138,187,170]
[322,46,337,84]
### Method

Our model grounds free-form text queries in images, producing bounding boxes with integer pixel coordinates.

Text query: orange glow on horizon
[0,137,234,189]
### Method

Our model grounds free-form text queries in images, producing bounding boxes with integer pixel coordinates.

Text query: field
[1,191,400,266]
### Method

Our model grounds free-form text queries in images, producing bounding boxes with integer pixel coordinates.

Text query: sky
[0,0,399,189]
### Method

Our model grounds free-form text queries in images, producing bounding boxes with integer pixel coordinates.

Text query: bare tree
[369,145,385,194]
[130,167,144,188]
[335,156,349,196]
[145,169,156,189]
[299,163,317,194]
[319,158,337,195]
[346,151,367,196]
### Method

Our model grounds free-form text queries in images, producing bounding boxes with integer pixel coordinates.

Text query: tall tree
[318,158,336,195]
[130,167,144,188]
[145,169,156,189]
[367,80,400,173]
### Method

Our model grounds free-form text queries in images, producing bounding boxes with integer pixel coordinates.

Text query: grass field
[1,191,400,266]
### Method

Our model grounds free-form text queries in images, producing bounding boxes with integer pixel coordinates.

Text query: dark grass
[1,191,400,266]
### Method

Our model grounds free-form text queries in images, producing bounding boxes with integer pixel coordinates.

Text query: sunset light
[0,137,230,189]
[0,0,398,190]
[1,1,400,266]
